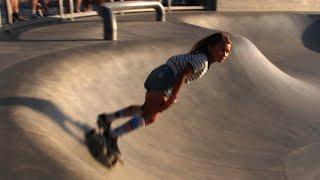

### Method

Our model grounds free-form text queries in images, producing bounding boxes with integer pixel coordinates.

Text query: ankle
[98,113,114,123]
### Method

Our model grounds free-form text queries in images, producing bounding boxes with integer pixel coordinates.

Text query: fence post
[58,0,65,18]
[168,0,171,12]
[205,0,217,11]
[69,0,74,20]
[102,6,117,40]
[5,0,12,24]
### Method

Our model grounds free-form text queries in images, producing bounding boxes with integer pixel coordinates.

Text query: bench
[100,1,166,40]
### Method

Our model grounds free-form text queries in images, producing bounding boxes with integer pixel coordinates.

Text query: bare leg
[44,0,50,9]
[98,105,143,124]
[42,0,53,16]
[10,0,18,13]
[76,0,82,12]
[95,0,104,7]
[82,0,91,12]
[109,90,167,138]
[11,0,27,21]
[105,90,169,155]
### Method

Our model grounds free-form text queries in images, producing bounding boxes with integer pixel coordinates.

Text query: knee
[144,114,158,126]
[142,102,164,115]
[129,115,145,129]
[128,105,142,115]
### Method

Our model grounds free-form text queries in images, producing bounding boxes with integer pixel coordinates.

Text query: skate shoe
[103,131,121,156]
[12,12,27,22]
[97,113,112,132]
[110,135,121,155]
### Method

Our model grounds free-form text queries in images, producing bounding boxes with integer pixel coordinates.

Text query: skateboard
[85,128,123,168]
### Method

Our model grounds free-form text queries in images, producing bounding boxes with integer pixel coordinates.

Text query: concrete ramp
[0,13,320,180]
[217,0,320,11]
[177,12,320,85]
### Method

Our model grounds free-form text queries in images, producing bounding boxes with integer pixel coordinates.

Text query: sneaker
[110,136,121,154]
[37,10,44,18]
[107,135,121,156]
[12,12,27,22]
[30,13,42,19]
[36,3,44,17]
[97,113,112,131]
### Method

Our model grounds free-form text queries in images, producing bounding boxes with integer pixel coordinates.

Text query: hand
[167,95,177,105]
[159,95,177,112]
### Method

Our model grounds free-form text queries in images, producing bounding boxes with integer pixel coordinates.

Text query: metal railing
[101,1,165,40]
[0,0,212,32]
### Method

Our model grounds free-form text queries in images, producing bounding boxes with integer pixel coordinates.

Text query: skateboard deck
[85,128,123,168]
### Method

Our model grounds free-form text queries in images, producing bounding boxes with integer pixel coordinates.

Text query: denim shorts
[144,64,176,96]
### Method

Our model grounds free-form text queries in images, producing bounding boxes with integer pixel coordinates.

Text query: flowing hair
[189,32,232,56]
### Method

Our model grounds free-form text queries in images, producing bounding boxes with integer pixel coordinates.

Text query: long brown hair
[189,32,232,56]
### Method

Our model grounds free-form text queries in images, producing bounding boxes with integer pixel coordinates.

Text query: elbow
[178,73,187,82]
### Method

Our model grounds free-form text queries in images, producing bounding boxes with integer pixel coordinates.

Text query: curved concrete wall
[176,12,320,83]
[0,31,320,179]
[0,12,320,179]
[217,0,320,11]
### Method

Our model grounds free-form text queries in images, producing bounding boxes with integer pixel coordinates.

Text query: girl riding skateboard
[97,32,232,156]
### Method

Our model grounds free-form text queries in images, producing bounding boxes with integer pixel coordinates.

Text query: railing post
[102,6,117,40]
[155,5,165,21]
[58,0,65,18]
[101,1,166,41]
[69,0,74,20]
[205,0,217,11]
[167,0,172,12]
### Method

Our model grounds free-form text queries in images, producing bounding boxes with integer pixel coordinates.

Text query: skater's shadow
[0,97,91,143]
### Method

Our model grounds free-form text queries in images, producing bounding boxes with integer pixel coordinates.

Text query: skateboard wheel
[86,128,96,138]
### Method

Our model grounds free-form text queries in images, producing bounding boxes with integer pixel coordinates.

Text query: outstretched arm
[163,63,194,107]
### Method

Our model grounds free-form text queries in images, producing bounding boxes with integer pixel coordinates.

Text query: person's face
[208,42,232,63]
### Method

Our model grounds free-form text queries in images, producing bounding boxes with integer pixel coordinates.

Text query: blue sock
[110,115,145,138]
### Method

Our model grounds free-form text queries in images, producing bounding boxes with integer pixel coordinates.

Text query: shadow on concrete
[0,16,156,42]
[0,19,105,42]
[8,39,105,42]
[302,16,320,53]
[0,97,91,143]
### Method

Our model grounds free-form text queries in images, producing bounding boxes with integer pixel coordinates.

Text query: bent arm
[166,63,194,104]
[159,63,194,111]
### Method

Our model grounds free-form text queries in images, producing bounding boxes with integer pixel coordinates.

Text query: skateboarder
[97,32,232,156]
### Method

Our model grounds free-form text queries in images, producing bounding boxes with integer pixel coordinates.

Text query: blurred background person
[30,0,53,19]
[41,0,54,16]
[82,0,104,12]
[30,0,43,19]
[76,0,83,12]
[10,0,27,22]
